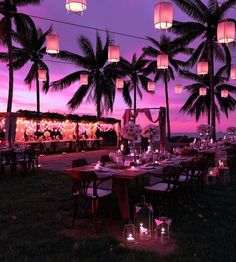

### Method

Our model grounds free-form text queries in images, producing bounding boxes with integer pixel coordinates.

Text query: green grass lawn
[0,169,236,262]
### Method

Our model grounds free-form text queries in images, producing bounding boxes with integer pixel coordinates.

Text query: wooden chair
[15,148,36,173]
[71,170,113,227]
[144,166,180,213]
[72,158,88,168]
[0,150,14,174]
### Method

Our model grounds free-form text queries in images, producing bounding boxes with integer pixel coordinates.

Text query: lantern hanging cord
[27,13,148,41]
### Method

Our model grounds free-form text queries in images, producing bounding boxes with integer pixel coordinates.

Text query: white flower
[142,124,159,139]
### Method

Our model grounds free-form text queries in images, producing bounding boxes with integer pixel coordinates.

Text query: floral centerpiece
[197,125,213,140]
[227,127,236,135]
[121,122,141,142]
[142,125,159,140]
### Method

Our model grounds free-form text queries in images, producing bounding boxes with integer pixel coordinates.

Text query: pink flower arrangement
[142,124,159,140]
[121,122,141,141]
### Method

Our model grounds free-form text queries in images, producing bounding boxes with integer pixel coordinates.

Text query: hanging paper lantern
[154,2,173,29]
[157,54,168,69]
[197,61,208,75]
[46,33,60,54]
[38,69,47,82]
[230,66,236,80]
[147,81,155,92]
[116,78,124,89]
[80,73,88,85]
[217,20,235,44]
[65,0,87,14]
[175,84,183,94]
[108,45,120,63]
[199,87,207,96]
[221,89,229,98]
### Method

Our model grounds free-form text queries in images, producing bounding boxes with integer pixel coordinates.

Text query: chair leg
[72,197,78,228]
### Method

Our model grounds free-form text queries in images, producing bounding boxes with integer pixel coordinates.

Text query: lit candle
[127,234,135,243]
[161,227,166,244]
[139,223,144,240]
[120,144,124,151]
[155,149,159,153]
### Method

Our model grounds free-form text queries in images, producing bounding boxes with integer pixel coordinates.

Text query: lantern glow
[199,87,207,96]
[38,69,47,82]
[197,61,208,75]
[147,81,155,92]
[80,73,88,85]
[221,89,229,98]
[157,54,168,69]
[217,20,235,44]
[230,66,236,80]
[108,45,120,63]
[65,0,87,14]
[154,2,173,29]
[175,84,183,94]
[46,33,60,54]
[116,78,124,89]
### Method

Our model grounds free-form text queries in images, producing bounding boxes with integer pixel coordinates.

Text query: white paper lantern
[46,33,60,54]
[116,78,124,89]
[154,2,173,29]
[175,84,183,94]
[230,66,236,80]
[147,81,155,92]
[199,87,207,96]
[197,61,208,75]
[65,0,87,14]
[221,89,229,98]
[80,73,88,85]
[157,54,168,69]
[38,69,47,82]
[217,20,235,44]
[108,45,120,63]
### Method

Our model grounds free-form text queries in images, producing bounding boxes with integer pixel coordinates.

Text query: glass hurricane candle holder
[123,223,137,245]
[155,216,172,245]
[134,196,153,241]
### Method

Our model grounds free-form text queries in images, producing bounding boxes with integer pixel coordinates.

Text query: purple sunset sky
[0,0,235,132]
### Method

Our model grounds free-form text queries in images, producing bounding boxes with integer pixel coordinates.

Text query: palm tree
[0,24,50,131]
[143,35,192,140]
[0,0,43,113]
[50,33,117,118]
[180,65,236,123]
[170,0,236,140]
[117,53,151,122]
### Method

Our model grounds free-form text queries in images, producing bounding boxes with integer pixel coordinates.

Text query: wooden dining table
[66,157,194,220]
[66,164,148,221]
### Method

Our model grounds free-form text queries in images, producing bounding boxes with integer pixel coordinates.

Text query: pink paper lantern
[116,78,124,89]
[157,54,168,69]
[230,66,236,80]
[175,84,183,94]
[65,0,87,13]
[154,2,173,29]
[217,20,235,44]
[147,81,155,92]
[221,89,229,98]
[46,33,60,54]
[199,87,207,96]
[38,69,47,82]
[197,61,208,75]
[108,45,120,63]
[80,73,88,85]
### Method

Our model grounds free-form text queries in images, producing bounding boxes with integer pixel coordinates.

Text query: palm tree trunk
[133,81,137,123]
[96,100,101,118]
[6,17,13,146]
[164,72,171,140]
[36,66,40,132]
[207,109,211,125]
[207,39,216,141]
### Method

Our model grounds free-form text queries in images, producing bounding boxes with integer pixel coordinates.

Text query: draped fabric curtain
[122,109,159,125]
